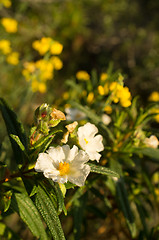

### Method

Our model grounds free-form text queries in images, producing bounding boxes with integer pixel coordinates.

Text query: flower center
[84,138,88,144]
[59,162,70,176]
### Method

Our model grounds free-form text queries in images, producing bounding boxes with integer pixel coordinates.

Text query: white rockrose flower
[77,122,104,162]
[65,108,86,121]
[34,145,90,186]
[144,135,159,149]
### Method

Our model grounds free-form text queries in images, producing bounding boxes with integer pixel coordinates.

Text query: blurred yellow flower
[38,82,47,93]
[100,73,108,82]
[148,91,159,102]
[98,85,105,96]
[0,39,11,54]
[104,83,109,95]
[32,37,52,55]
[50,41,63,55]
[31,80,39,92]
[35,59,54,81]
[0,0,11,8]
[87,92,94,104]
[6,52,19,65]
[50,56,63,70]
[76,71,90,81]
[109,82,131,107]
[1,18,18,33]
[63,92,69,100]
[104,105,112,114]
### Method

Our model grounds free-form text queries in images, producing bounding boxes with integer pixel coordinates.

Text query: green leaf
[11,192,48,240]
[48,180,67,215]
[35,185,65,240]
[0,98,27,164]
[73,193,87,240]
[88,163,120,178]
[30,129,62,150]
[116,178,136,237]
[134,147,159,162]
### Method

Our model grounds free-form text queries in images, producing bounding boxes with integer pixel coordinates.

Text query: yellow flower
[31,80,39,92]
[32,37,52,55]
[36,59,54,81]
[120,99,131,107]
[0,0,11,8]
[23,61,36,73]
[38,82,47,93]
[98,85,105,96]
[50,41,63,55]
[76,71,90,81]
[6,52,19,65]
[87,92,94,104]
[100,73,108,82]
[63,92,69,100]
[104,105,112,114]
[50,56,63,70]
[1,18,18,33]
[104,83,109,95]
[0,39,11,54]
[148,91,159,102]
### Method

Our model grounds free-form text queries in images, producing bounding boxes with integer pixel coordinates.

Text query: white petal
[90,135,104,151]
[86,151,101,162]
[67,145,79,162]
[35,153,55,172]
[47,146,65,167]
[78,122,98,139]
[68,164,90,186]
[72,150,89,166]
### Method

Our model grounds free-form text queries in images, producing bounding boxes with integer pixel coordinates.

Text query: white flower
[101,114,111,125]
[144,135,159,149]
[65,108,86,121]
[77,122,104,162]
[34,145,90,186]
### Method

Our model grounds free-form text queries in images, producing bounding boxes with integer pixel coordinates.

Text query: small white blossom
[65,108,86,121]
[101,114,111,125]
[35,145,90,186]
[77,122,104,162]
[144,135,159,149]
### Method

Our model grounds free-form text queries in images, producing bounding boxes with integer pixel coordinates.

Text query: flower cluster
[22,37,63,93]
[1,17,18,33]
[98,80,132,108]
[0,39,19,65]
[34,105,104,187]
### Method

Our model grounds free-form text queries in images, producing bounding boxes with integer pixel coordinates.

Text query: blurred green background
[1,0,159,104]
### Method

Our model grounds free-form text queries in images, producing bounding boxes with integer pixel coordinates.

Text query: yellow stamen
[84,138,88,144]
[59,162,70,176]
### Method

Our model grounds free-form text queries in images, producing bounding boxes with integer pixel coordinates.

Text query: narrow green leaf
[73,193,87,240]
[116,178,136,237]
[48,180,67,215]
[0,98,27,164]
[30,129,62,150]
[135,199,149,238]
[35,185,65,240]
[11,192,48,240]
[88,163,120,178]
[10,134,25,151]
[135,147,159,161]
